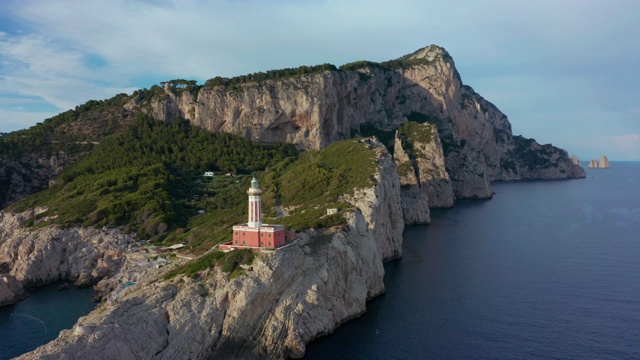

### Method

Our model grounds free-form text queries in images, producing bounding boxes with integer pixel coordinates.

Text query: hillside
[1,44,584,210]
[9,115,297,247]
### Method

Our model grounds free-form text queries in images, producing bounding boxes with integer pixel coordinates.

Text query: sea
[1,162,639,359]
[0,283,96,359]
[305,162,640,359]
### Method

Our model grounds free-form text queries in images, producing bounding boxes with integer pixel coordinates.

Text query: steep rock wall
[0,209,131,305]
[393,134,431,224]
[18,139,404,359]
[129,45,584,200]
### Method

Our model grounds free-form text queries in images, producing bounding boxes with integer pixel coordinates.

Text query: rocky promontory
[17,139,404,360]
[0,209,131,306]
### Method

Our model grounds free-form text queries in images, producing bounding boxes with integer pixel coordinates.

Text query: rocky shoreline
[0,208,131,307]
[13,139,404,359]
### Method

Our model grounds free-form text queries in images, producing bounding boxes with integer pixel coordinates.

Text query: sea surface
[306,162,640,359]
[1,163,639,359]
[0,283,96,359]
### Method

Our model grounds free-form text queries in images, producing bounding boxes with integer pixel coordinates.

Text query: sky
[0,0,638,161]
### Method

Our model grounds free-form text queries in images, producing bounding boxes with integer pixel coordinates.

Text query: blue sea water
[305,162,640,359]
[0,283,96,359]
[1,163,639,359]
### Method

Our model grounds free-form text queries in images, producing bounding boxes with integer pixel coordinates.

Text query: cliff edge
[17,139,404,359]
[0,209,131,306]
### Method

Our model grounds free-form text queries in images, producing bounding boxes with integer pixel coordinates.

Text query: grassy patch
[260,139,377,231]
[164,249,255,280]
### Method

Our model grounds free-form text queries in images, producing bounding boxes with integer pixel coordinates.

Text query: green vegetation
[10,117,380,279]
[399,121,434,145]
[0,94,132,158]
[199,51,439,92]
[340,55,439,72]
[397,160,415,179]
[164,249,255,280]
[397,121,435,164]
[340,60,384,71]
[160,79,201,93]
[511,135,554,171]
[260,139,378,231]
[10,114,297,240]
[203,64,338,90]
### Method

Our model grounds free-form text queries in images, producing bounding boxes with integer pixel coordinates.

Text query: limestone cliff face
[18,139,404,360]
[128,45,584,200]
[571,155,582,167]
[589,159,599,168]
[0,209,131,305]
[392,121,455,224]
[393,134,431,224]
[0,273,26,306]
[599,155,610,169]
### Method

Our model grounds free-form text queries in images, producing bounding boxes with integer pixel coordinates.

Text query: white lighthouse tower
[247,177,262,228]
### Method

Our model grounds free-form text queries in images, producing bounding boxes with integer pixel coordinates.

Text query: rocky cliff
[599,155,610,168]
[126,45,584,200]
[0,152,72,209]
[392,121,455,224]
[570,155,582,167]
[0,209,131,305]
[17,139,404,360]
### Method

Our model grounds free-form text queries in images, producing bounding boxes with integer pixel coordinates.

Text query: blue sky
[0,0,638,160]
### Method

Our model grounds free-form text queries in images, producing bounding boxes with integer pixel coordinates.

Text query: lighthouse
[226,176,295,250]
[247,177,262,228]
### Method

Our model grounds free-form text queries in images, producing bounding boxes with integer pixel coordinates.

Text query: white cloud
[0,0,639,159]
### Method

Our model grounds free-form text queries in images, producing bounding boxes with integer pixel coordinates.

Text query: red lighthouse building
[221,177,294,250]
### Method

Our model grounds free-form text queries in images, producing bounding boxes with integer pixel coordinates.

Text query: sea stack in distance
[589,156,610,169]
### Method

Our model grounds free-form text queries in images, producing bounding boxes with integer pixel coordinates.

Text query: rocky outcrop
[599,155,610,169]
[570,155,582,167]
[392,121,455,224]
[18,139,404,360]
[0,274,26,306]
[393,133,431,224]
[124,45,583,200]
[589,159,599,168]
[0,209,131,306]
